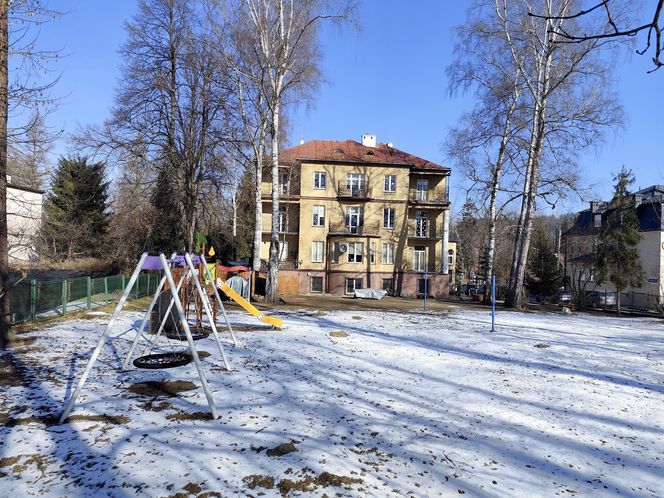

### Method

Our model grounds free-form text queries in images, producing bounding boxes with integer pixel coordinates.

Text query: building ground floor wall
[257,268,450,298]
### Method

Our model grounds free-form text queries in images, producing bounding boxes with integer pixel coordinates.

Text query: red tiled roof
[280,140,449,171]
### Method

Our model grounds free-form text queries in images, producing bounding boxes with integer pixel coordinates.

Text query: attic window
[366,150,375,156]
[334,147,343,154]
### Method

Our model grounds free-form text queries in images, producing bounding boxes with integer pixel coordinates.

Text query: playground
[1,295,663,496]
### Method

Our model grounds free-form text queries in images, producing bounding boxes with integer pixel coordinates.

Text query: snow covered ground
[1,307,663,497]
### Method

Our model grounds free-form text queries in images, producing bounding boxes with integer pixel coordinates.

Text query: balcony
[261,183,301,199]
[261,218,300,235]
[408,189,449,206]
[408,221,439,239]
[337,181,371,200]
[328,220,380,236]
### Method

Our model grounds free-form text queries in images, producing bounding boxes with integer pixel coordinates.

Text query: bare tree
[77,0,232,252]
[491,0,624,308]
[447,1,527,299]
[227,0,354,302]
[530,0,663,72]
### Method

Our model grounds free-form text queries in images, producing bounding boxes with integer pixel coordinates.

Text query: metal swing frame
[60,252,235,423]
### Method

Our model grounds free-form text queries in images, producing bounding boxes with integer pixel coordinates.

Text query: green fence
[9,272,160,324]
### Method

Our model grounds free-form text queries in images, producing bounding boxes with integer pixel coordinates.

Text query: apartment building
[260,135,453,297]
[564,185,664,308]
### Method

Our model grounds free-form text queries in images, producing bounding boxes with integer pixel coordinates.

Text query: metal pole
[160,253,218,419]
[423,265,428,311]
[491,274,496,333]
[200,254,238,346]
[60,253,149,423]
[61,279,68,316]
[30,279,36,321]
[104,276,108,305]
[185,254,232,370]
[86,277,92,310]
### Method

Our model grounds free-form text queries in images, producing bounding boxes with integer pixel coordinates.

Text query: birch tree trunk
[266,101,281,302]
[252,142,264,271]
[0,1,8,348]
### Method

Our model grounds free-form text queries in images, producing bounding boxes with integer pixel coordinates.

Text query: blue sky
[33,0,663,214]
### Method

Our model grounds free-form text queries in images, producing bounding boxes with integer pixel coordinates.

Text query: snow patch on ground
[1,308,663,496]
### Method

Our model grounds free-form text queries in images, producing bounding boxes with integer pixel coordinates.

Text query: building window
[345,278,363,294]
[382,243,394,264]
[383,208,395,229]
[345,206,364,233]
[347,242,363,263]
[413,245,425,272]
[346,173,366,196]
[384,175,396,192]
[279,171,290,194]
[415,211,428,237]
[382,278,393,293]
[416,179,429,201]
[370,242,376,264]
[311,241,324,263]
[448,249,454,266]
[313,171,326,189]
[594,214,602,228]
[278,240,289,261]
[312,205,325,226]
[311,276,323,293]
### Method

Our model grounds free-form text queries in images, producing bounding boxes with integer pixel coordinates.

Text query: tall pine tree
[42,156,109,259]
[526,228,562,301]
[595,168,643,315]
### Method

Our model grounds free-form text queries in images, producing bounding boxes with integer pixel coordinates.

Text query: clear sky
[32,0,664,215]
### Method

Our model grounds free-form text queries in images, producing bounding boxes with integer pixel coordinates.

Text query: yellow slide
[218,281,284,329]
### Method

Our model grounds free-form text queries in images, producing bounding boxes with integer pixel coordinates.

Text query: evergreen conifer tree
[595,168,643,315]
[42,156,109,259]
[526,228,562,301]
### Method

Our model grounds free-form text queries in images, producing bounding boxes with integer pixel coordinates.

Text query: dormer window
[366,150,375,156]
[334,147,343,154]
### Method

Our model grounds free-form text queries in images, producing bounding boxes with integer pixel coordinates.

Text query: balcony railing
[408,189,449,205]
[261,183,301,197]
[328,220,380,236]
[261,218,300,234]
[337,181,371,200]
[408,221,438,239]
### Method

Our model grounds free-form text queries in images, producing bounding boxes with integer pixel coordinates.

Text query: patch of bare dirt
[329,331,349,338]
[243,474,275,490]
[534,343,551,348]
[138,401,172,412]
[266,441,299,457]
[127,380,197,398]
[310,310,327,317]
[165,411,211,422]
[275,471,363,496]
[351,316,362,320]
[2,412,128,427]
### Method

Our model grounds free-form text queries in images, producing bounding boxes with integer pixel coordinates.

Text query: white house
[7,177,43,263]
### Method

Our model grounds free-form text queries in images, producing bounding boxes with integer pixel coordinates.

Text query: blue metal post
[491,274,496,332]
[424,265,428,311]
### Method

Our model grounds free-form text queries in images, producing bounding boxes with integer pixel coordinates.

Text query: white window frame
[384,175,396,193]
[413,245,425,272]
[383,208,396,229]
[347,242,364,263]
[311,241,324,263]
[345,277,363,295]
[278,205,288,233]
[416,179,429,201]
[279,171,290,195]
[448,249,454,266]
[370,242,376,264]
[312,205,325,227]
[382,242,394,264]
[313,171,327,189]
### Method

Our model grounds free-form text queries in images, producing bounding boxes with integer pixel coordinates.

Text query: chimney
[386,142,393,148]
[299,137,304,145]
[361,134,376,148]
